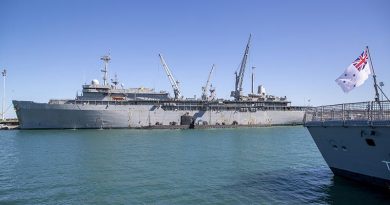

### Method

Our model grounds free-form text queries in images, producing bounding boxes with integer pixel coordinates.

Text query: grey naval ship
[13,36,306,129]
[305,101,390,188]
[305,47,390,188]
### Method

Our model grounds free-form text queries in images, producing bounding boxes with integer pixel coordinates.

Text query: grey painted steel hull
[306,125,390,188]
[14,101,305,129]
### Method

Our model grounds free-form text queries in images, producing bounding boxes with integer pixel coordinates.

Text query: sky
[1,0,389,118]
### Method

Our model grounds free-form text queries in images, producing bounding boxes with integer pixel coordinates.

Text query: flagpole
[366,46,382,108]
[366,46,383,117]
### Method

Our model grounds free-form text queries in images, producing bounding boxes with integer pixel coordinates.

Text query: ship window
[365,138,376,146]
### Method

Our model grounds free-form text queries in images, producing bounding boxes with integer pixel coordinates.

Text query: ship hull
[306,125,390,188]
[13,101,305,129]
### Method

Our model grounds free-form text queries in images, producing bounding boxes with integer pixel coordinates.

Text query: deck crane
[231,34,251,101]
[201,64,215,101]
[158,54,182,99]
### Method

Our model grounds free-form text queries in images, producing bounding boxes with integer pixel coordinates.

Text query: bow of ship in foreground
[305,46,390,189]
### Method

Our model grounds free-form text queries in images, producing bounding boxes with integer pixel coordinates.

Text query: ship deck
[47,99,307,112]
[304,101,390,127]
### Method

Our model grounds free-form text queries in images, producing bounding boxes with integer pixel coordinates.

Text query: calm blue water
[0,127,389,204]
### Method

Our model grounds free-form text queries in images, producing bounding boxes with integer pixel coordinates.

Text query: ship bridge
[78,82,170,101]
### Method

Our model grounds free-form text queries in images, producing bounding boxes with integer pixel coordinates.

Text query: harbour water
[0,127,389,204]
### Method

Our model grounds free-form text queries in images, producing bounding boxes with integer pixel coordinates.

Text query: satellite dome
[91,79,100,85]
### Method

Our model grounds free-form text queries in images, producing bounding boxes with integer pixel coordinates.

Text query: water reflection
[227,168,390,204]
[325,176,390,205]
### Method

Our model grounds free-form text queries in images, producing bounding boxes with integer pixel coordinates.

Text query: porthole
[329,140,338,150]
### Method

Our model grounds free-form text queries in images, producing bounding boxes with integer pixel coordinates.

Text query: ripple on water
[0,128,389,204]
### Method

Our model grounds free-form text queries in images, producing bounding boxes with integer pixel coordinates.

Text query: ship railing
[67,99,164,106]
[66,99,308,111]
[304,101,390,126]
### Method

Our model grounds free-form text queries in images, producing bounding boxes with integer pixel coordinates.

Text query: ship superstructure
[13,36,306,129]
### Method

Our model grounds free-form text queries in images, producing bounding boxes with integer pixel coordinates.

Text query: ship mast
[251,66,255,94]
[1,69,6,121]
[100,55,111,86]
[159,54,182,99]
[231,34,251,101]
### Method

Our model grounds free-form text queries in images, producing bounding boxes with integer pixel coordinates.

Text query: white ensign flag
[335,48,371,93]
